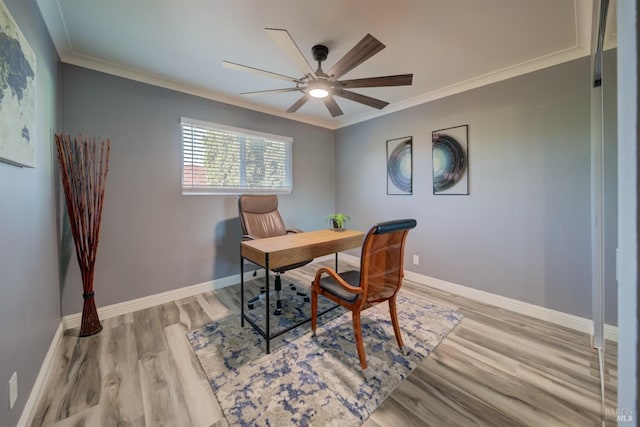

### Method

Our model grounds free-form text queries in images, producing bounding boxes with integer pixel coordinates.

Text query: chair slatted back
[359,219,417,306]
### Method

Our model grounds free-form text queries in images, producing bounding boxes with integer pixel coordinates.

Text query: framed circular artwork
[386,136,412,195]
[432,125,468,195]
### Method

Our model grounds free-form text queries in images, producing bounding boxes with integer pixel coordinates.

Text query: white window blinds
[181,118,293,195]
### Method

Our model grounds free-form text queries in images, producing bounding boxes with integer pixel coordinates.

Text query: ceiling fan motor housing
[312,44,329,62]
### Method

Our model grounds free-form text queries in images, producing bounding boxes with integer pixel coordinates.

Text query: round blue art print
[388,139,412,193]
[432,133,466,192]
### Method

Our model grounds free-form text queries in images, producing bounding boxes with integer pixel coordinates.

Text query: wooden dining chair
[311,218,417,369]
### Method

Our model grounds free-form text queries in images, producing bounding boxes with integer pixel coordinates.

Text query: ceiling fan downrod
[312,44,329,76]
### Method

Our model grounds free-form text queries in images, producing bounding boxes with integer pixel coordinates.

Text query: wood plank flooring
[32,260,617,426]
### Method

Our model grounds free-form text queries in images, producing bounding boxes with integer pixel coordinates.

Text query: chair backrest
[359,219,417,305]
[238,194,287,239]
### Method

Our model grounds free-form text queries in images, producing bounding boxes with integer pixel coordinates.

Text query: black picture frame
[432,125,469,195]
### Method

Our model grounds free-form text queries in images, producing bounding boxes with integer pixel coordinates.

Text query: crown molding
[38,0,600,131]
[60,52,337,130]
[335,46,589,128]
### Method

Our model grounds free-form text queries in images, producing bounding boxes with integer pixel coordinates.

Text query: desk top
[241,229,364,269]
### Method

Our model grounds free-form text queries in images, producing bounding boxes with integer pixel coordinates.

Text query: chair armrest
[313,267,362,294]
[242,234,257,241]
[286,228,304,234]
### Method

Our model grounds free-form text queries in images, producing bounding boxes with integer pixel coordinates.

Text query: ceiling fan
[223,28,413,117]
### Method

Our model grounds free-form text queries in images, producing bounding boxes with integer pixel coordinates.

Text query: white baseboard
[339,253,618,342]
[603,324,618,342]
[61,256,336,330]
[62,269,264,330]
[18,322,65,427]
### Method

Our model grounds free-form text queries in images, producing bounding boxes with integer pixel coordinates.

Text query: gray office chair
[239,194,312,315]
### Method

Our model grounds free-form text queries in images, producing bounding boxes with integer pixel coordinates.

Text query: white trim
[17,322,65,427]
[58,47,590,131]
[56,251,621,342]
[604,324,618,342]
[36,1,595,131]
[334,46,589,128]
[62,270,263,329]
[62,52,335,130]
[339,253,618,341]
[35,0,72,55]
[60,256,339,329]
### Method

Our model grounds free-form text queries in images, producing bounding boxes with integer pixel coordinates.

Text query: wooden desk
[240,229,364,353]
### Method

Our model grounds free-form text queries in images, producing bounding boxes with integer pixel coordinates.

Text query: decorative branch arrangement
[55,134,111,336]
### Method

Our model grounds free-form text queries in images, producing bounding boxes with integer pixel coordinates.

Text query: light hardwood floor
[32,260,617,426]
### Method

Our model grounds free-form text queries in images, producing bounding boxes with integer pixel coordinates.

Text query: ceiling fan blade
[286,94,310,113]
[323,96,344,117]
[265,28,316,78]
[327,34,385,79]
[335,89,389,110]
[339,74,413,88]
[223,61,302,83]
[240,88,301,96]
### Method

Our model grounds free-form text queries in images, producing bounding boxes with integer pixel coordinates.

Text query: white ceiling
[36,0,615,129]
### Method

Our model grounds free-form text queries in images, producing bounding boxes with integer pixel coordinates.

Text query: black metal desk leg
[240,252,245,327]
[265,254,270,353]
[335,253,339,272]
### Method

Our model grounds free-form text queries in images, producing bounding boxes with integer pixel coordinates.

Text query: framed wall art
[432,125,468,195]
[386,136,412,195]
[0,0,36,168]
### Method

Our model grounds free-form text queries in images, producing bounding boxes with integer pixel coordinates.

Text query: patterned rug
[187,292,463,426]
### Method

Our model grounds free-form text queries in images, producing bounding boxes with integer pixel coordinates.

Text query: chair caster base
[247,294,260,311]
[304,297,311,302]
[289,284,297,291]
[274,309,282,316]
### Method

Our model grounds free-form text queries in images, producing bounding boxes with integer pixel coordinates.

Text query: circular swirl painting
[387,137,412,194]
[432,133,466,193]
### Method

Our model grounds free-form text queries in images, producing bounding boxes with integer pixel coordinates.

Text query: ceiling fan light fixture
[309,87,329,98]
[308,80,330,98]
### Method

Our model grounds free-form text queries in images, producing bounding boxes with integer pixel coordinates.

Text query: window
[181,117,293,195]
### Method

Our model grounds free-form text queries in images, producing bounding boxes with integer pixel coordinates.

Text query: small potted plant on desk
[327,213,350,231]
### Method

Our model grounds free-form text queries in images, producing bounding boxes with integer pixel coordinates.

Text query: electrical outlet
[412,254,419,265]
[9,372,17,410]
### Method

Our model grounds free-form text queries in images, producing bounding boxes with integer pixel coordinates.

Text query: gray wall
[336,57,602,321]
[0,1,60,426]
[60,65,335,315]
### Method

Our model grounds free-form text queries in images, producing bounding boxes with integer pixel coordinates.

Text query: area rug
[187,293,463,426]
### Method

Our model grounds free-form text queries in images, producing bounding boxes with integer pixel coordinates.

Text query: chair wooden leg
[311,284,318,337]
[389,296,404,350]
[353,311,367,369]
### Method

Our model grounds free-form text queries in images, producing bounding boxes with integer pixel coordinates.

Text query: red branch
[55,134,111,336]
